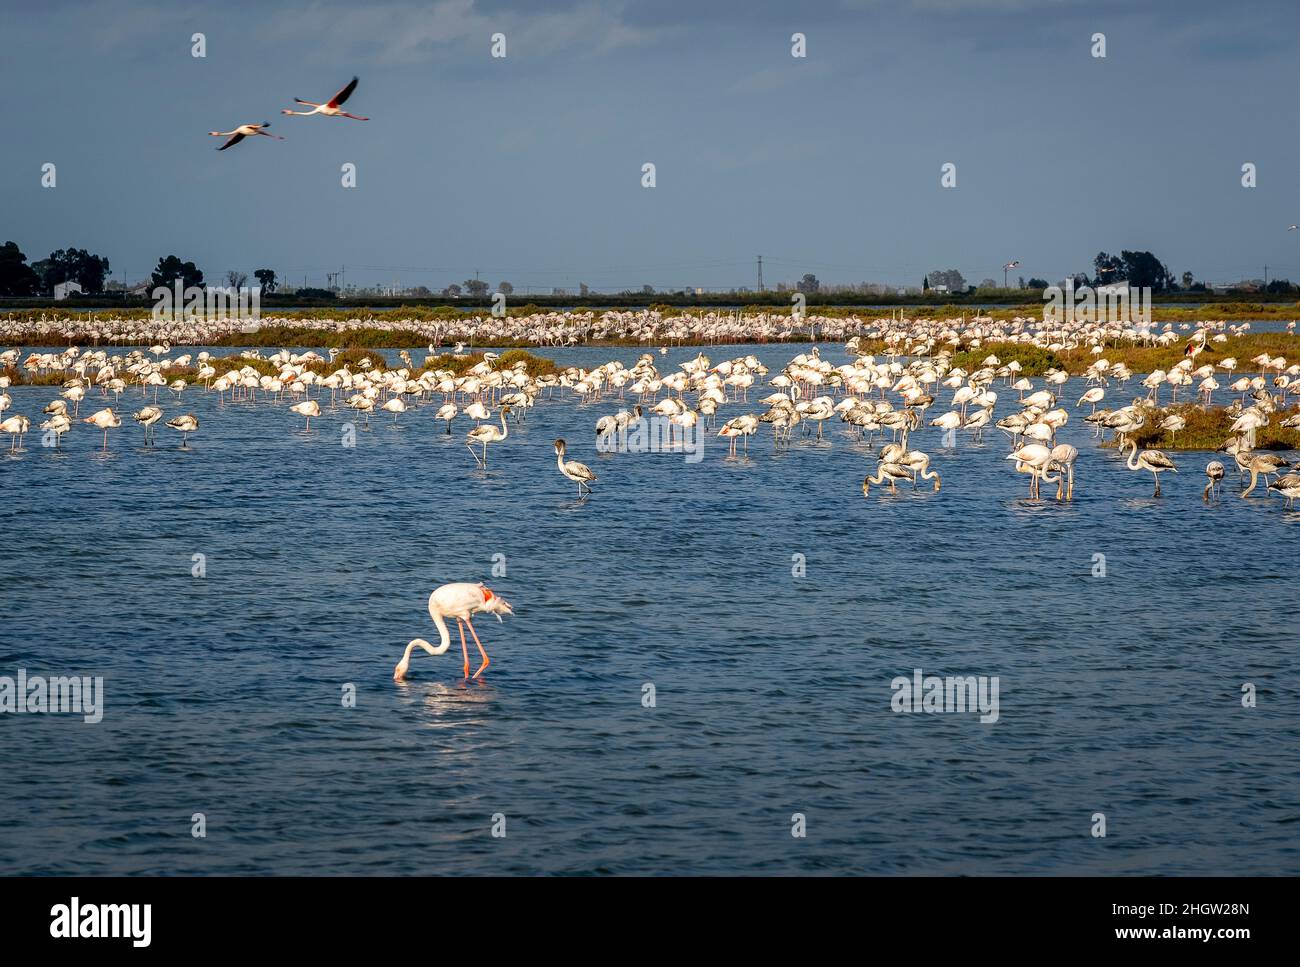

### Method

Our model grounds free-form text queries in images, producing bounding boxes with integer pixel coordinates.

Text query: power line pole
[757,255,763,292]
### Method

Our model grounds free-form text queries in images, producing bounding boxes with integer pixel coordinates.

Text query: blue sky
[2,0,1298,292]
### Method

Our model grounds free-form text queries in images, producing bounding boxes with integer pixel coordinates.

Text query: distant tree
[151,255,204,290]
[253,269,277,293]
[408,285,433,297]
[641,284,654,294]
[1181,272,1194,290]
[497,281,514,295]
[443,284,462,297]
[923,275,930,292]
[1026,277,1049,289]
[1092,251,1124,286]
[293,287,334,299]
[33,247,112,294]
[1265,278,1296,294]
[0,241,40,296]
[1017,276,1025,289]
[1119,250,1174,292]
[224,270,248,290]
[797,273,820,294]
[979,278,998,289]
[927,269,965,291]
[463,278,489,298]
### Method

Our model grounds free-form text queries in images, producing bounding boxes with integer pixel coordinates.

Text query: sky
[2,0,1299,293]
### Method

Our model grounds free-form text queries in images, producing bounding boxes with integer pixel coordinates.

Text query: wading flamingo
[1,415,30,451]
[1122,439,1177,496]
[862,462,912,496]
[83,407,121,449]
[554,438,597,496]
[467,406,509,466]
[166,413,199,447]
[133,405,162,445]
[290,399,320,430]
[1204,460,1225,501]
[394,582,514,681]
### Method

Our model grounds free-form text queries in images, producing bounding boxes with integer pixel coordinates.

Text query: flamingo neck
[428,609,452,654]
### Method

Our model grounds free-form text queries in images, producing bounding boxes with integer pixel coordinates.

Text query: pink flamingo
[281,77,369,120]
[394,583,514,682]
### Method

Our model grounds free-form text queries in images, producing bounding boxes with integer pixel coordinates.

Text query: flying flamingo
[209,122,284,150]
[281,77,369,120]
[394,582,514,681]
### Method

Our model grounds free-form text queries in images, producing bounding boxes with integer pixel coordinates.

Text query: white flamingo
[467,406,509,466]
[281,77,369,120]
[394,582,514,681]
[208,122,284,150]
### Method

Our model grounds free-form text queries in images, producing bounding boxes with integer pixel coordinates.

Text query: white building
[53,281,83,300]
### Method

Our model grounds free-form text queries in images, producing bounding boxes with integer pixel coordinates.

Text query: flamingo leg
[458,620,470,678]
[465,618,490,679]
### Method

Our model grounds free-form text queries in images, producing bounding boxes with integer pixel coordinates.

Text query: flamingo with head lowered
[209,122,284,150]
[281,77,369,120]
[394,582,514,681]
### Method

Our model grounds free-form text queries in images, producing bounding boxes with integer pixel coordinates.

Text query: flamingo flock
[1,316,1296,516]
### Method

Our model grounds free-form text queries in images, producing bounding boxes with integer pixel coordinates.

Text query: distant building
[127,280,153,297]
[53,281,83,300]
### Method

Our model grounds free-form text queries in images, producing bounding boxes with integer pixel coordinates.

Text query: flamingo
[1006,443,1054,498]
[394,582,514,681]
[466,406,509,466]
[166,413,199,448]
[862,462,912,496]
[1241,453,1291,497]
[290,399,320,430]
[133,405,163,445]
[554,438,597,497]
[1268,472,1300,507]
[281,77,369,120]
[82,407,121,450]
[1,415,30,451]
[1049,443,1078,500]
[1204,460,1225,502]
[208,122,283,150]
[717,414,759,455]
[40,413,70,446]
[1122,439,1177,496]
[435,402,457,433]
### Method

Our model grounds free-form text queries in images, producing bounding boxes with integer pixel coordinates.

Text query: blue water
[1,342,1298,875]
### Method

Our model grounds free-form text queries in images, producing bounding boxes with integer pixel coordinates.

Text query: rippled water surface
[2,342,1298,875]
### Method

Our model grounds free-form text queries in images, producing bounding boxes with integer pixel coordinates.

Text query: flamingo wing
[328,76,359,108]
[217,132,246,150]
